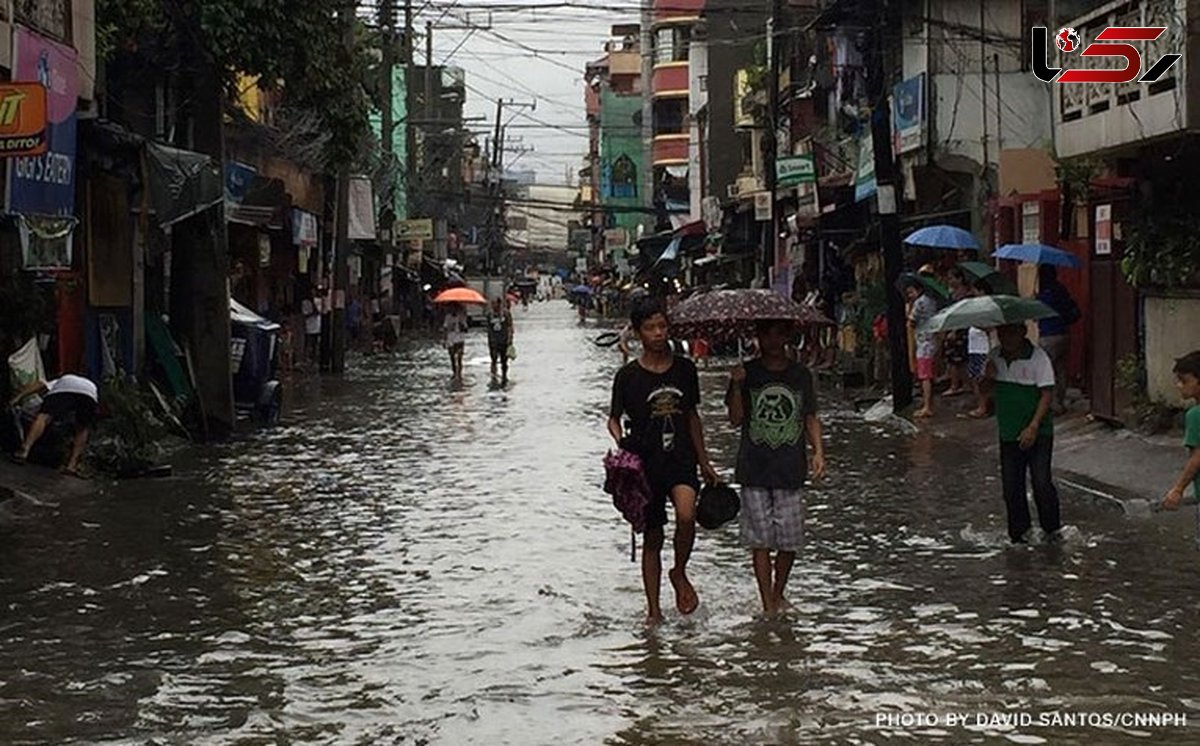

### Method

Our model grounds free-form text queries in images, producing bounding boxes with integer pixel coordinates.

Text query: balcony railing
[15,0,70,42]
[1058,0,1185,123]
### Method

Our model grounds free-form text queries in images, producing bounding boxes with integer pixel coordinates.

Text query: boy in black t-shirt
[727,319,826,615]
[609,297,720,625]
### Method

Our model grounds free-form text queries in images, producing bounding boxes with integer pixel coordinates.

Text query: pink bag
[603,448,653,560]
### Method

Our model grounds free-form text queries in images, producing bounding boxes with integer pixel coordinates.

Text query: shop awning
[226,174,286,229]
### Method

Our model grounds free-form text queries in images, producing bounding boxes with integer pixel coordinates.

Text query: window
[654,25,691,65]
[611,155,638,199]
[653,98,687,135]
[1022,202,1041,243]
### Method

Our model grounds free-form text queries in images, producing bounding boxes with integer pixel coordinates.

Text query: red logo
[1032,26,1181,84]
[1056,27,1080,52]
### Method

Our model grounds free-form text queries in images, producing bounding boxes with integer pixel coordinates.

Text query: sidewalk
[908,389,1189,510]
[0,458,98,522]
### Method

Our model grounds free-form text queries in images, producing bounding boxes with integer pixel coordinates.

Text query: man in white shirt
[9,373,99,476]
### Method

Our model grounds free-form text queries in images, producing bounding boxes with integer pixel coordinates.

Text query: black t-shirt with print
[610,357,700,473]
[728,359,817,489]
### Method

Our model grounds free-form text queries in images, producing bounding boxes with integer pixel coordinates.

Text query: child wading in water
[727,319,826,615]
[608,297,720,624]
[1161,351,1200,516]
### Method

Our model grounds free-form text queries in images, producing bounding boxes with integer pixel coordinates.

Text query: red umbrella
[433,287,487,305]
[669,288,834,342]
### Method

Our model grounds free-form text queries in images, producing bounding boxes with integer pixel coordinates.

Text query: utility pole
[331,0,354,374]
[380,0,397,252]
[425,21,434,124]
[404,0,416,216]
[486,98,505,299]
[764,0,783,287]
[484,99,535,297]
[867,0,912,412]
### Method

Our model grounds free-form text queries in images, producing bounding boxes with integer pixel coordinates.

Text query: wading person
[9,373,99,477]
[443,302,468,383]
[1161,351,1200,514]
[487,296,514,385]
[983,323,1062,543]
[608,296,720,624]
[727,320,825,616]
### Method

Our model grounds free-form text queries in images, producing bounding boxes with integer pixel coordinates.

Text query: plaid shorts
[740,487,806,552]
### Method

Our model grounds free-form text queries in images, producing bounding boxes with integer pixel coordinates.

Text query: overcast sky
[416,0,644,188]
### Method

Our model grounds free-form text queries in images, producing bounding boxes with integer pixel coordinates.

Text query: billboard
[7,26,79,216]
[891,74,925,155]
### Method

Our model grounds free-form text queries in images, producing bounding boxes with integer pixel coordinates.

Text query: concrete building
[585,24,646,273]
[506,183,577,252]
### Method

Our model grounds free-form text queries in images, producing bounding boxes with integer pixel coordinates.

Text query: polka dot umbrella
[668,288,834,342]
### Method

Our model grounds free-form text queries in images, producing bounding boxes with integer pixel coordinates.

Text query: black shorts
[41,392,97,428]
[944,331,968,365]
[644,461,700,529]
[488,337,508,358]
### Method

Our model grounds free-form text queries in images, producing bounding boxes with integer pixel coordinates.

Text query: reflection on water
[1,304,1199,744]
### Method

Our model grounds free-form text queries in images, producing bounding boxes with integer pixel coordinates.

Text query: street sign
[776,154,815,188]
[754,192,771,221]
[397,218,434,241]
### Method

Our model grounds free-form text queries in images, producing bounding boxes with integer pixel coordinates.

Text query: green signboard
[776,154,815,188]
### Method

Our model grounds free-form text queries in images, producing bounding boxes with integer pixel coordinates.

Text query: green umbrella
[957,261,1018,295]
[897,271,950,301]
[919,295,1057,333]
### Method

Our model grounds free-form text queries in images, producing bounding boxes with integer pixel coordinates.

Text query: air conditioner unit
[734,69,755,128]
[726,183,739,199]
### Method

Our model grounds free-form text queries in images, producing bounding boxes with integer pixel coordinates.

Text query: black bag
[697,484,740,530]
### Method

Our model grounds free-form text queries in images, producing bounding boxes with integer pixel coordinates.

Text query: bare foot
[913,408,933,419]
[967,408,987,419]
[645,612,664,627]
[668,568,699,615]
[943,388,966,397]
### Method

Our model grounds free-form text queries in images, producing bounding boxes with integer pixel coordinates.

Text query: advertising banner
[776,154,816,188]
[7,26,78,216]
[891,74,925,155]
[0,82,47,157]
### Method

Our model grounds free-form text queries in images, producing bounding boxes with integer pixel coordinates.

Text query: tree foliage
[97,0,371,163]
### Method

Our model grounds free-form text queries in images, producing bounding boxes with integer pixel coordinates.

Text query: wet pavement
[2,303,1200,745]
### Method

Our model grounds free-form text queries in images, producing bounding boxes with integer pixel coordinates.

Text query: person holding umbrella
[922,294,1062,543]
[434,287,487,382]
[608,295,720,624]
[1035,265,1081,415]
[727,319,825,616]
[443,302,468,383]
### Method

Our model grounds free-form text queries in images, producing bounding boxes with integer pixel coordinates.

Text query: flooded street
[3,303,1199,745]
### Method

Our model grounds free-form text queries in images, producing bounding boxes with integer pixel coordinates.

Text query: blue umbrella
[570,285,594,295]
[903,225,980,251]
[994,243,1082,269]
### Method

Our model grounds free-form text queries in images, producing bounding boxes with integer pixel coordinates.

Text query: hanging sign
[0,82,47,157]
[776,154,816,188]
[8,27,79,215]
